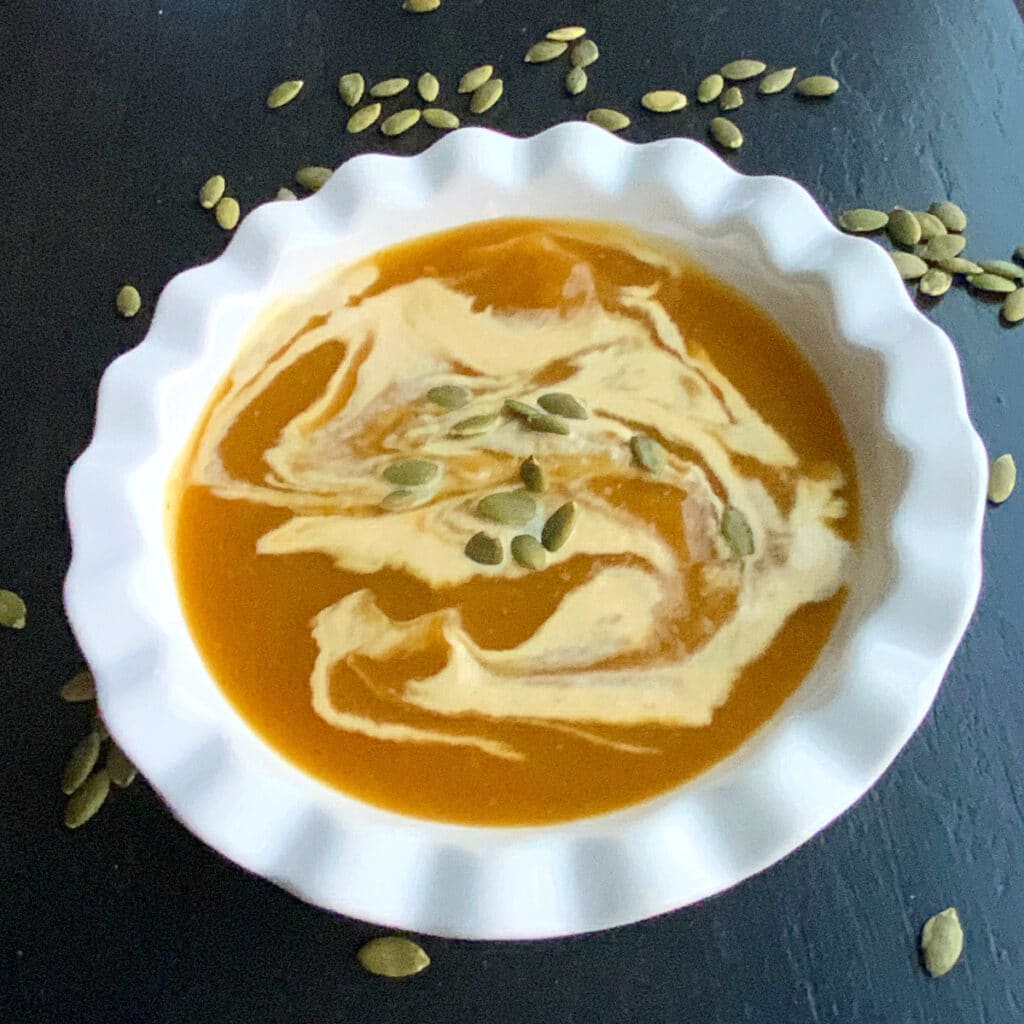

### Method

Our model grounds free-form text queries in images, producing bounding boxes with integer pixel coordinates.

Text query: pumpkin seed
[527,412,572,435]
[838,208,889,233]
[505,398,540,418]
[546,25,587,42]
[978,260,1024,281]
[935,256,982,275]
[61,669,96,703]
[458,65,493,93]
[403,0,440,9]
[0,589,26,629]
[64,769,110,829]
[913,211,947,239]
[198,174,226,209]
[381,108,421,136]
[423,107,460,129]
[641,89,687,113]
[357,936,431,978]
[795,74,839,97]
[511,534,547,570]
[295,166,331,191]
[887,208,922,247]
[570,39,600,68]
[469,79,503,115]
[61,731,102,795]
[449,413,500,437]
[929,201,967,232]
[1003,288,1024,325]
[630,434,667,474]
[464,532,503,566]
[477,491,537,526]
[919,268,952,297]
[537,392,587,419]
[697,73,725,103]
[709,116,743,150]
[520,456,547,493]
[967,272,1016,294]
[922,234,967,261]
[541,501,578,552]
[106,743,138,788]
[757,67,796,94]
[370,77,410,98]
[891,251,928,280]
[266,79,303,109]
[214,196,240,230]
[524,40,568,63]
[426,384,471,408]
[565,67,588,96]
[988,453,1016,503]
[721,505,755,557]
[347,103,382,133]
[720,58,766,80]
[380,489,417,511]
[383,459,440,487]
[719,86,743,111]
[417,72,440,103]
[276,187,298,201]
[587,108,630,132]
[920,908,964,978]
[338,73,365,107]
[116,284,141,318]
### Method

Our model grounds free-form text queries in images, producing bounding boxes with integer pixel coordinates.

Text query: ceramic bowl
[64,124,987,940]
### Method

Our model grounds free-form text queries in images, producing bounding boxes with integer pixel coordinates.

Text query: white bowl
[64,124,987,940]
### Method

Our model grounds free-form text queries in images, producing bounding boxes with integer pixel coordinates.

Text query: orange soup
[170,218,858,825]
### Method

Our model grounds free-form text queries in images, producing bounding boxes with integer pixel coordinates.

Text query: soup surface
[171,218,858,825]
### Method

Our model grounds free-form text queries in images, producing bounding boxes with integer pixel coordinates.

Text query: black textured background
[2,2,1023,1021]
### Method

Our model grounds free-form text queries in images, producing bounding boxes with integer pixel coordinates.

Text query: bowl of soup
[65,124,986,938]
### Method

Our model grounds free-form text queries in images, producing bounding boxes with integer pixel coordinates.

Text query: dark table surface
[3,1,1024,1021]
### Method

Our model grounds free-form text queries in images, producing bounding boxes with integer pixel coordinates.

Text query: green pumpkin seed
[106,743,138,788]
[891,251,928,280]
[641,89,687,113]
[347,103,382,133]
[403,0,439,9]
[380,489,417,511]
[266,79,303,109]
[721,505,755,557]
[988,453,1016,503]
[458,65,493,93]
[1003,288,1024,325]
[887,208,922,247]
[630,434,667,474]
[697,74,725,103]
[541,501,578,552]
[504,398,540,418]
[477,491,537,526]
[919,268,952,297]
[381,108,421,136]
[423,107,460,129]
[565,66,588,95]
[417,72,440,103]
[978,260,1024,281]
[358,936,431,978]
[524,40,568,63]
[214,197,240,230]
[116,284,141,318]
[922,234,967,261]
[537,393,587,419]
[449,413,500,437]
[527,413,571,435]
[511,534,547,570]
[383,459,440,487]
[64,769,110,829]
[570,39,600,68]
[464,532,503,566]
[757,67,796,94]
[370,77,410,98]
[198,174,226,209]
[838,208,889,233]
[795,74,839,97]
[276,187,297,201]
[929,201,967,232]
[709,117,743,150]
[61,731,102,795]
[720,58,766,80]
[426,384,471,408]
[61,669,96,703]
[546,25,587,42]
[920,908,964,978]
[519,456,547,493]
[0,589,26,629]
[967,272,1016,294]
[469,79,503,115]
[719,86,743,111]
[936,256,982,275]
[295,166,332,191]
[586,108,630,132]
[338,73,365,107]
[913,211,947,239]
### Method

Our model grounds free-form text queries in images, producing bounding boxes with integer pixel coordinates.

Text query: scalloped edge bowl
[64,125,986,939]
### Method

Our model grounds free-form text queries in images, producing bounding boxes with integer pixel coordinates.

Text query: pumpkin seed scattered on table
[116,284,141,318]
[524,39,568,63]
[586,108,630,132]
[936,256,981,275]
[357,936,431,978]
[504,398,540,418]
[641,89,687,113]
[920,908,964,978]
[403,0,440,10]
[546,25,587,42]
[64,769,111,829]
[630,434,667,474]
[469,79,503,115]
[537,392,587,419]
[919,268,953,298]
[891,251,928,280]
[720,58,766,80]
[266,79,303,109]
[106,743,138,788]
[541,501,578,552]
[721,505,755,557]
[838,208,889,233]
[930,201,967,232]
[709,116,743,150]
[295,166,332,191]
[426,384,471,409]
[423,107,460,129]
[61,669,96,703]
[988,453,1017,503]
[0,589,26,629]
[338,73,365,107]
[922,234,967,261]
[380,489,417,511]
[719,86,743,111]
[61,731,102,795]
[347,103,382,133]
[913,211,947,240]
[381,108,421,136]
[570,39,600,68]
[276,187,297,201]
[697,73,725,103]
[450,412,500,437]
[417,72,440,103]
[758,67,796,94]
[795,75,839,97]
[465,532,503,566]
[370,77,410,98]
[520,455,547,493]
[477,491,537,526]
[511,534,547,570]
[214,196,240,230]
[527,412,572,435]
[565,66,588,96]
[887,208,922,247]
[383,458,440,487]
[978,260,1024,281]
[458,64,492,93]
[1003,288,1024,324]
[967,272,1016,294]
[198,174,226,209]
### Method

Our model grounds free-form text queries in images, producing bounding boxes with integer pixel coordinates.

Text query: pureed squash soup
[170,218,858,825]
